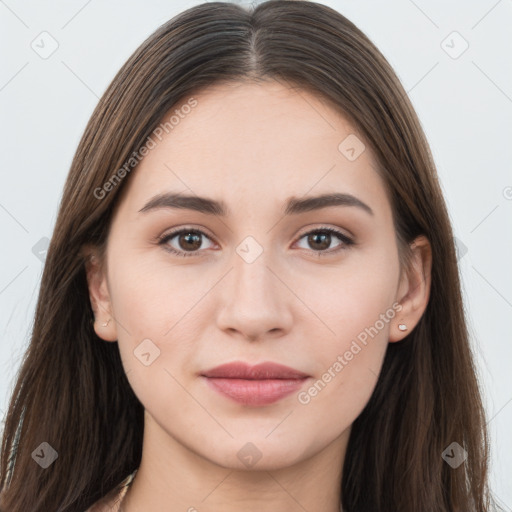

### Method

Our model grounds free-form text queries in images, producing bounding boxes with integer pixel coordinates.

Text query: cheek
[107,254,206,393]
[108,250,208,335]
[296,284,393,430]
[300,250,399,394]
[305,257,398,345]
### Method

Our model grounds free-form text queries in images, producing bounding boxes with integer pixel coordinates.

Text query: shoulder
[85,470,137,512]
[1,471,136,512]
[85,485,124,512]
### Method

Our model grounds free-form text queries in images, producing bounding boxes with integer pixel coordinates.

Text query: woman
[0,1,500,511]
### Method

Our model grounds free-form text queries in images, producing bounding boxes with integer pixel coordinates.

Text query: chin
[203,437,312,472]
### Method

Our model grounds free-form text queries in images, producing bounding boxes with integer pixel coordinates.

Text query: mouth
[200,361,310,406]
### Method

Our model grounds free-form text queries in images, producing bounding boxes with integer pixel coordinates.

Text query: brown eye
[307,232,332,251]
[177,232,202,251]
[158,229,214,257]
[295,227,354,255]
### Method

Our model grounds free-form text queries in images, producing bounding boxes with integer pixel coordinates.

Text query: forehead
[115,80,389,218]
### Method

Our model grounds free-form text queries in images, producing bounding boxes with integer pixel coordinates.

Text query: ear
[389,235,432,342]
[82,245,118,342]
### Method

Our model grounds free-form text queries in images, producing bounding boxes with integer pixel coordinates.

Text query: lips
[201,361,310,380]
[201,361,310,406]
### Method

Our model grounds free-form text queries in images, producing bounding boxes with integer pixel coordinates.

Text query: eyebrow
[138,192,374,217]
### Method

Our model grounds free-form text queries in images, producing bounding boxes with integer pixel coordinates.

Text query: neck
[120,413,349,512]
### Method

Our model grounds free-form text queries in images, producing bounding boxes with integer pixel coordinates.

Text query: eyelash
[156,226,355,258]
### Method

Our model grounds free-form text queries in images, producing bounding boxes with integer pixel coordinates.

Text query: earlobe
[389,235,432,343]
[82,247,118,342]
[92,316,117,342]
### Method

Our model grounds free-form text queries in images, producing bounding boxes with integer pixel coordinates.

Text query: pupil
[310,232,330,250]
[181,232,201,250]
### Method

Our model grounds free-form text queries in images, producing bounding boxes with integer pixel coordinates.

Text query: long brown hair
[0,1,500,510]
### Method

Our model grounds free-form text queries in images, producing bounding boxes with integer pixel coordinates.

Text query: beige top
[85,470,137,512]
[86,470,344,511]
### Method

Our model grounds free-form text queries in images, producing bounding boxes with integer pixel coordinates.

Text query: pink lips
[201,361,310,406]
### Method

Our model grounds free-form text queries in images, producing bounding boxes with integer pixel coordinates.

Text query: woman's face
[87,80,425,471]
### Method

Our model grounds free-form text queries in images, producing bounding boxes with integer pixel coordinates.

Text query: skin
[85,80,432,512]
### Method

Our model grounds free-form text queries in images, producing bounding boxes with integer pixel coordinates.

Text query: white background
[0,0,511,508]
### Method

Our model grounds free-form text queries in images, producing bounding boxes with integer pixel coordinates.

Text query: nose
[216,251,294,342]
